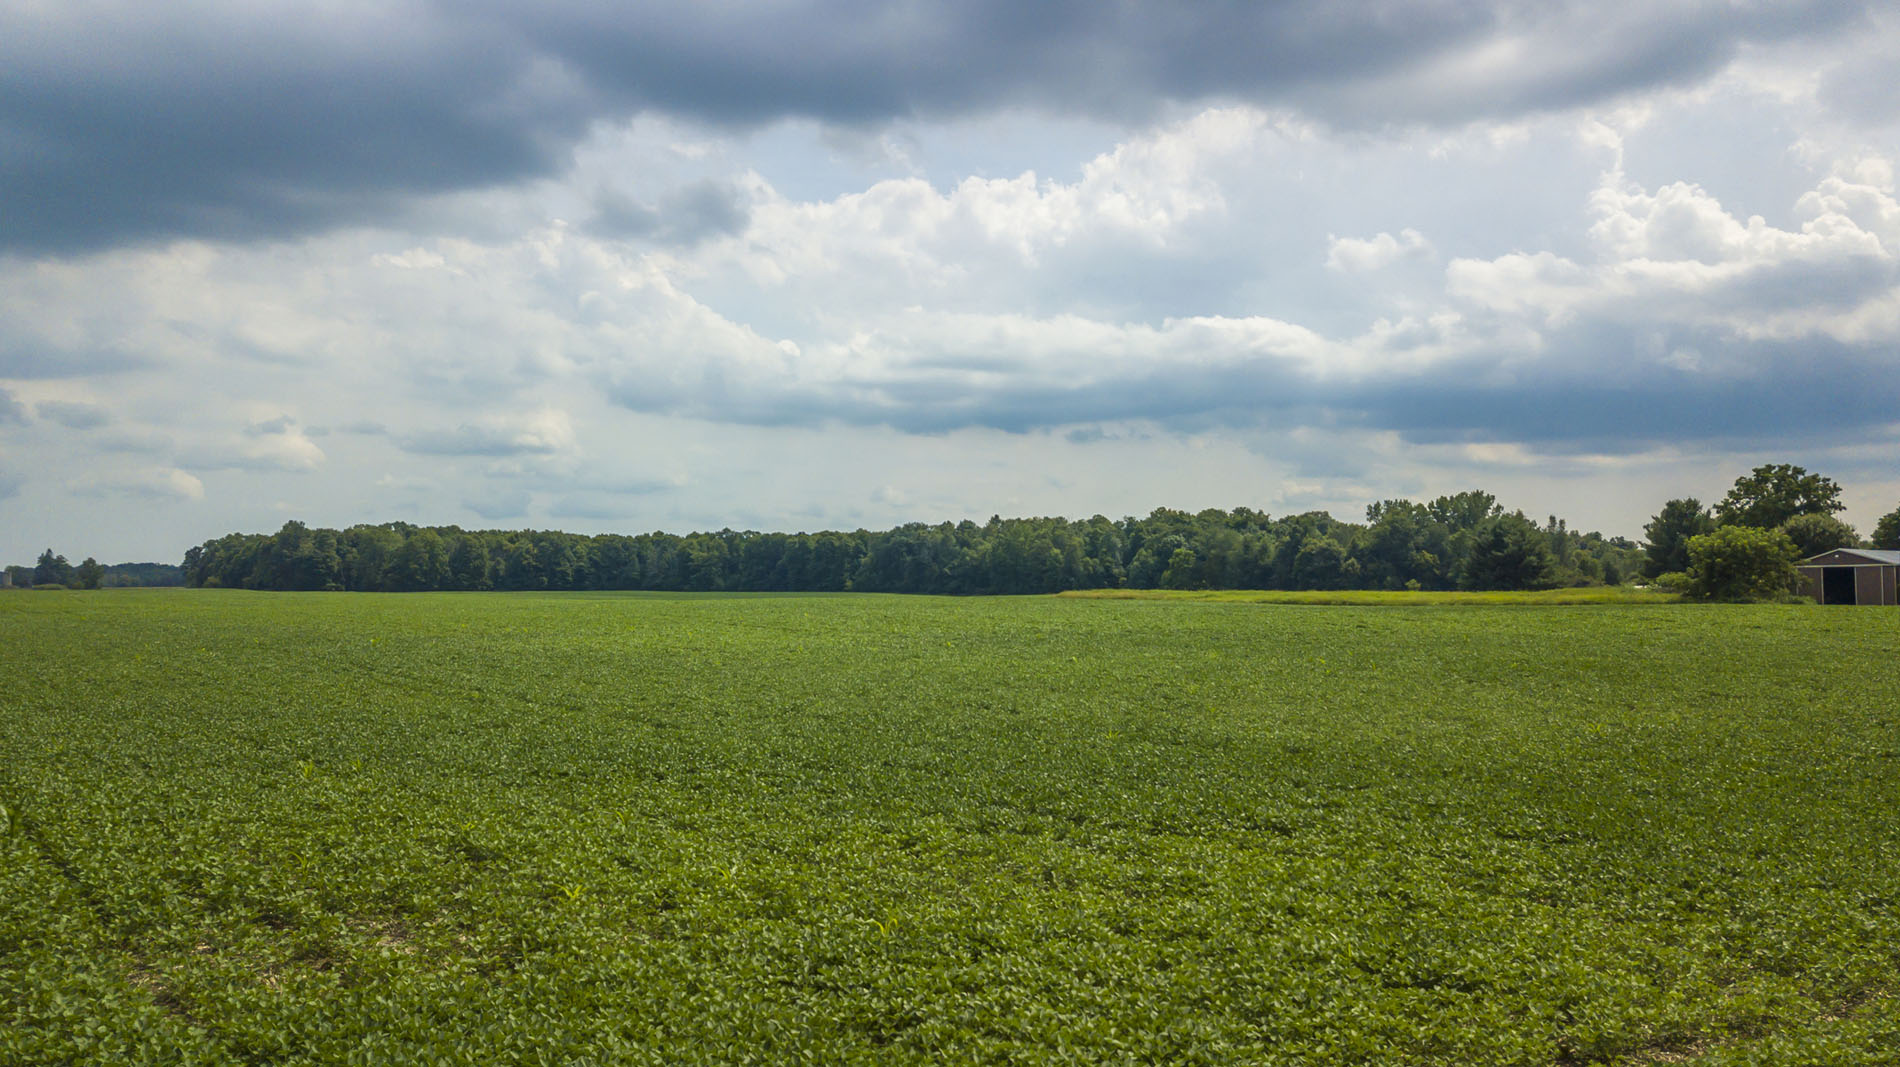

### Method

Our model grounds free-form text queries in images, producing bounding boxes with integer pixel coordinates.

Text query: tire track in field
[1611,985,1894,1065]
[0,783,247,1060]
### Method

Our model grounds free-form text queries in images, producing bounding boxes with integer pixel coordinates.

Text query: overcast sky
[4,0,1898,563]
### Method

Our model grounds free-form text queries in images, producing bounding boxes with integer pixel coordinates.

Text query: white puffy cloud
[402,407,578,458]
[1326,229,1434,272]
[175,415,328,472]
[74,466,205,501]
[721,106,1274,306]
[1447,163,1900,352]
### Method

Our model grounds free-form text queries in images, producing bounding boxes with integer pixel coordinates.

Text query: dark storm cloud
[606,359,1300,434]
[1,5,582,255]
[1346,346,1898,453]
[1704,254,1897,314]
[1,0,1868,254]
[608,325,1900,454]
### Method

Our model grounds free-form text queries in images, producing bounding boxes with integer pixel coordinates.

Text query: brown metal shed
[1797,548,1900,605]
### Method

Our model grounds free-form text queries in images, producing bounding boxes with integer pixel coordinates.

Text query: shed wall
[1798,567,1822,601]
[1796,563,1898,604]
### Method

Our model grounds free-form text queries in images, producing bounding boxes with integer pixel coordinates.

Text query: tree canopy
[1461,512,1557,591]
[1641,499,1714,579]
[179,497,1641,596]
[1715,464,1844,529]
[32,549,73,587]
[1872,505,1900,551]
[1779,513,1859,558]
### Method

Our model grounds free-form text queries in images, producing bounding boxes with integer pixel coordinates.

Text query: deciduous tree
[1460,512,1556,591]
[1872,505,1900,550]
[33,549,73,587]
[1780,513,1859,558]
[1685,525,1798,602]
[1715,464,1844,529]
[1641,499,1714,579]
[74,557,104,589]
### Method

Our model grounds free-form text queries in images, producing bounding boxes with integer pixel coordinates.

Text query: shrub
[1685,526,1799,602]
[1650,571,1690,593]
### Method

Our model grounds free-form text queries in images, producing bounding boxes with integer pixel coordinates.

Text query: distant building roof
[1802,548,1900,565]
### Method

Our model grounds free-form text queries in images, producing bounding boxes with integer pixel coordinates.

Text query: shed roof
[1801,548,1900,565]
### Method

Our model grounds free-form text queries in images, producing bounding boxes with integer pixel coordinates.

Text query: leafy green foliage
[1642,499,1715,579]
[31,549,72,588]
[1872,505,1900,551]
[1459,511,1557,591]
[4,561,183,589]
[1715,464,1845,529]
[1779,513,1860,558]
[1685,526,1801,602]
[1650,570,1691,593]
[4,591,1898,1064]
[1061,586,1679,605]
[179,499,1644,598]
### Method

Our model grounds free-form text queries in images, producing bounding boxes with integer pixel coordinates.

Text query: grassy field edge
[1057,586,1685,605]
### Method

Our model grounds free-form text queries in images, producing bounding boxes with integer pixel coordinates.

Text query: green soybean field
[2,590,1897,1065]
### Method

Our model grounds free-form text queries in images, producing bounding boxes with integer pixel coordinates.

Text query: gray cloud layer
[2,0,1868,253]
[604,332,1900,452]
[590,180,752,245]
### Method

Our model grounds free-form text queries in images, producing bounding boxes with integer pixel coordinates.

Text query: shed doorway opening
[1823,567,1858,604]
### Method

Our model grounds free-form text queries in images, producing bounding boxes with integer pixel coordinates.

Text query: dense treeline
[180,491,1642,595]
[101,562,186,587]
[3,554,183,589]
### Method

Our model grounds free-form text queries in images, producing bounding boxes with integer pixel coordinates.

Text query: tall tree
[33,549,73,587]
[1780,513,1859,558]
[1160,547,1201,590]
[1641,499,1715,579]
[74,556,104,589]
[447,534,494,590]
[1461,512,1556,591]
[389,528,451,591]
[1291,535,1351,590]
[1715,464,1844,529]
[498,538,545,591]
[1872,505,1900,551]
[1426,491,1500,533]
[1356,500,1450,590]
